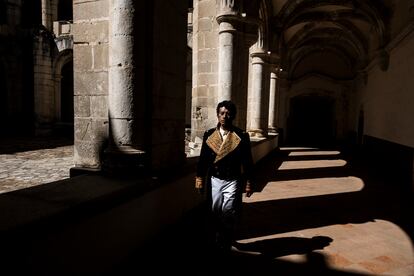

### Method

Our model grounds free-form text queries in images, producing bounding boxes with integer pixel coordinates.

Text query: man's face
[217,106,234,127]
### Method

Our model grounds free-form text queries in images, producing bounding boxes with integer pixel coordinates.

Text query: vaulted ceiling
[244,0,414,81]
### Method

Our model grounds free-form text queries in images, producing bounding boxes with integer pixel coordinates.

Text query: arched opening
[287,95,335,147]
[58,0,73,21]
[60,60,74,124]
[54,59,74,138]
[0,63,7,122]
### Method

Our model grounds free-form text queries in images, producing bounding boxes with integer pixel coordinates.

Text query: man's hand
[245,182,253,197]
[195,177,204,194]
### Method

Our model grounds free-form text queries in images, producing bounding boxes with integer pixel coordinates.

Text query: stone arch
[53,49,73,129]
[258,0,271,50]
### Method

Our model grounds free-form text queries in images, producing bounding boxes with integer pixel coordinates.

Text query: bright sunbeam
[236,220,414,276]
[288,150,340,156]
[281,147,319,151]
[245,176,364,202]
[278,159,347,170]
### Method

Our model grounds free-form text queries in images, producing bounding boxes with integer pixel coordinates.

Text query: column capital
[217,16,238,34]
[250,48,268,65]
[218,0,238,16]
[216,13,241,27]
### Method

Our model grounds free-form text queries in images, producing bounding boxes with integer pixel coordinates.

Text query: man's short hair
[216,100,237,118]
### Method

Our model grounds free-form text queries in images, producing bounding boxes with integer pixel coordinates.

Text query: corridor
[112,147,414,276]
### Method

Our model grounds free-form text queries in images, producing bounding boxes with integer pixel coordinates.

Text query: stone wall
[362,26,414,149]
[73,0,109,169]
[72,0,188,172]
[191,0,219,140]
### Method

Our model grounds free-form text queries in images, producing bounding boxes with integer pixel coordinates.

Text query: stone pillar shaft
[106,0,144,174]
[41,0,52,30]
[109,0,136,149]
[217,21,236,102]
[268,70,278,133]
[248,51,268,137]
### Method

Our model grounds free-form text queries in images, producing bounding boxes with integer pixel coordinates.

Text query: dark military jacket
[196,126,254,184]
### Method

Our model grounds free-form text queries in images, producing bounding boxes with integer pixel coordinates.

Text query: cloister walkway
[111,147,414,276]
[0,137,413,275]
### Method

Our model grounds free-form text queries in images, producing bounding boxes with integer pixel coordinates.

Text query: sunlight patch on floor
[281,147,319,151]
[288,150,341,156]
[244,176,364,202]
[278,159,347,170]
[236,220,414,276]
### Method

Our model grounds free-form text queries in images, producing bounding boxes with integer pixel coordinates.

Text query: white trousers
[211,176,239,216]
[210,176,241,248]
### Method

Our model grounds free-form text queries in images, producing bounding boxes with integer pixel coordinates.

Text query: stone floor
[0,136,73,194]
[112,147,414,276]
[0,137,413,275]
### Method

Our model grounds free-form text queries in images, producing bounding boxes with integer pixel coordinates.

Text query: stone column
[248,48,268,137]
[105,0,145,174]
[268,67,278,133]
[216,1,239,102]
[41,0,52,30]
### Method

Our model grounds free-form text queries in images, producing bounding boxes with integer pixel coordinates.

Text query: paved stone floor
[0,137,413,275]
[113,147,414,276]
[0,136,73,194]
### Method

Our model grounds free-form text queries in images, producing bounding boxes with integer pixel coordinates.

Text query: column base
[70,166,101,177]
[268,126,278,134]
[248,129,267,138]
[102,146,146,177]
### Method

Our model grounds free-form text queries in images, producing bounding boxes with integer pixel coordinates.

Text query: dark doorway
[287,95,335,147]
[60,60,74,124]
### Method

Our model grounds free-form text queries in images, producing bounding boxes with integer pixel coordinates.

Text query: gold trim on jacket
[206,129,241,163]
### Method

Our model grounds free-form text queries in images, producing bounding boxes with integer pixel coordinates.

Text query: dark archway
[0,62,7,122]
[60,60,74,125]
[287,95,335,147]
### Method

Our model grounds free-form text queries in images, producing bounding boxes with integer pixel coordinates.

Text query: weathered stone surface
[74,71,108,96]
[73,0,108,21]
[90,96,108,118]
[72,21,109,43]
[73,45,93,71]
[74,140,105,168]
[74,96,91,117]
